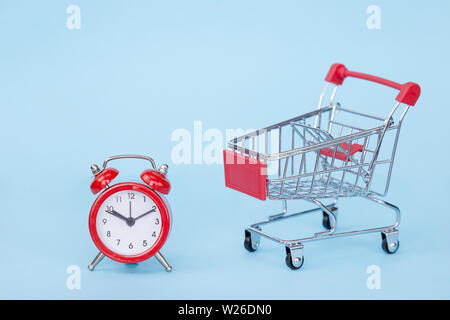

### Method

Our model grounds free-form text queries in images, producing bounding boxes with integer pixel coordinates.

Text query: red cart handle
[325,63,421,106]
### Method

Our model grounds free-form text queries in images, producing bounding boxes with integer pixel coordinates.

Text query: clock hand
[107,209,136,227]
[106,209,128,222]
[134,206,157,221]
[129,201,132,218]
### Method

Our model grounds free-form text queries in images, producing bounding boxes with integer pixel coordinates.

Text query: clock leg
[88,252,105,271]
[155,251,172,272]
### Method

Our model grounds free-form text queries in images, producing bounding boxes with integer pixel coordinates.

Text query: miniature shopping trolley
[223,63,420,269]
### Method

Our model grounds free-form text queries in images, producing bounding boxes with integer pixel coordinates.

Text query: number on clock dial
[96,189,162,256]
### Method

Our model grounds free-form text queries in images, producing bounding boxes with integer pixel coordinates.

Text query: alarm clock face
[89,183,170,263]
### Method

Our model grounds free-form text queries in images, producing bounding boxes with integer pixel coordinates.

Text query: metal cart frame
[223,64,420,269]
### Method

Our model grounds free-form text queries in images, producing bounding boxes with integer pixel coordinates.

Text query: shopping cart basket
[223,63,420,269]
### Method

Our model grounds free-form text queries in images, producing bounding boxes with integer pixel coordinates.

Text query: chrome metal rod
[102,154,156,170]
[308,198,337,235]
[251,206,322,227]
[247,195,400,247]
[88,252,105,271]
[366,195,400,229]
[155,252,172,272]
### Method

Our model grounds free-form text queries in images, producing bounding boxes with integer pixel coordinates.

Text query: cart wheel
[285,247,304,270]
[381,233,400,254]
[244,230,259,252]
[322,207,337,230]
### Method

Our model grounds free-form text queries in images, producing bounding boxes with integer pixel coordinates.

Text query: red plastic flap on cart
[320,143,363,161]
[223,150,267,201]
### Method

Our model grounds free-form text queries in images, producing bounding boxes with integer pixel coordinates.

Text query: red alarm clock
[87,155,172,272]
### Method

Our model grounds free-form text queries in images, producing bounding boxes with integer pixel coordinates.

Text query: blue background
[0,0,449,299]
